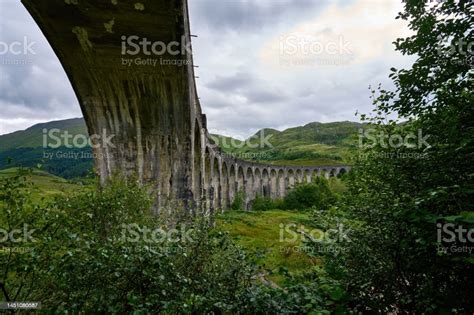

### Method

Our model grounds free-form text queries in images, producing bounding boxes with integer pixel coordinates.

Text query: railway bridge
[22,0,350,212]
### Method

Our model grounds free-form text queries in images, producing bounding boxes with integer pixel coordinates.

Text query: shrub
[283,177,336,210]
[231,190,245,210]
[0,172,253,312]
[252,195,274,211]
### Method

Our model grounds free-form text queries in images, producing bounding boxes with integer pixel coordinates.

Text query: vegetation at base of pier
[249,177,343,212]
[230,190,246,211]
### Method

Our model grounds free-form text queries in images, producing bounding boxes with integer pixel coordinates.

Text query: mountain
[0,118,92,178]
[0,118,87,152]
[210,121,363,166]
[0,118,363,178]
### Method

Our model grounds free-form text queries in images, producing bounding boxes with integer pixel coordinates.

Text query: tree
[315,0,473,313]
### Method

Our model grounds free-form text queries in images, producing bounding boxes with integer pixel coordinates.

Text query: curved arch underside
[22,0,350,212]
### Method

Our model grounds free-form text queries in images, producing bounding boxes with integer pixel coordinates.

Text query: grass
[0,167,92,202]
[217,209,319,284]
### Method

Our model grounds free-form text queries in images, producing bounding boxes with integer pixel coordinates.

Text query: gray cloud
[0,0,81,133]
[206,72,253,90]
[189,0,355,32]
[245,88,285,104]
[206,72,287,104]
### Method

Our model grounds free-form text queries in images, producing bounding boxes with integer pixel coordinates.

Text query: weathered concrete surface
[22,0,350,213]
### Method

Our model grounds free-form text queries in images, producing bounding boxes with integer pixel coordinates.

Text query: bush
[252,195,273,211]
[252,195,285,211]
[0,173,252,312]
[231,190,245,210]
[283,177,336,210]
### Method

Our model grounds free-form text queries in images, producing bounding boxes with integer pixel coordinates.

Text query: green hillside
[0,118,92,178]
[0,117,87,152]
[211,121,363,166]
[0,167,92,202]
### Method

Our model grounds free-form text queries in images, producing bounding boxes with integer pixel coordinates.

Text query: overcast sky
[0,0,413,138]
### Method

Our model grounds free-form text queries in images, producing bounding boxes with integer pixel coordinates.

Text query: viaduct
[22,0,350,213]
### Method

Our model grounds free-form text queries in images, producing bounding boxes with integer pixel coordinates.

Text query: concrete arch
[287,169,295,190]
[304,169,312,183]
[221,161,229,210]
[193,121,202,209]
[270,169,278,198]
[262,169,270,198]
[329,168,337,178]
[296,169,303,184]
[245,167,254,210]
[237,166,245,194]
[320,168,330,179]
[211,156,220,213]
[254,168,262,197]
[338,167,347,177]
[203,148,212,212]
[277,169,285,198]
[229,164,236,205]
